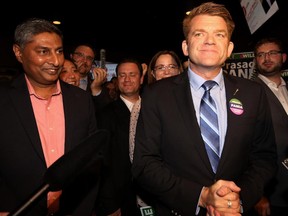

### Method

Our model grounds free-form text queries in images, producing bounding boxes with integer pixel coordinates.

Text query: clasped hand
[200,180,242,216]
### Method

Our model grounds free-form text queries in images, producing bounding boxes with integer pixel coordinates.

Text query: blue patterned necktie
[200,80,220,173]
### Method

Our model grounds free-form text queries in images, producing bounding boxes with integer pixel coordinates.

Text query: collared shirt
[129,98,141,162]
[25,75,65,211]
[120,94,138,112]
[188,68,227,156]
[258,74,288,114]
[187,69,228,215]
[79,76,88,90]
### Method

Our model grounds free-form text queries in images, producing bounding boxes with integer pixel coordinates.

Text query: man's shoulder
[225,73,262,87]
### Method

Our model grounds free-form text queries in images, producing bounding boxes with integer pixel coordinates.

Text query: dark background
[0,0,287,71]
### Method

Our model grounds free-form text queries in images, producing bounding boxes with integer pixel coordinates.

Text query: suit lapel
[61,82,78,153]
[172,72,213,172]
[114,98,131,135]
[256,77,288,116]
[217,75,240,173]
[9,74,45,162]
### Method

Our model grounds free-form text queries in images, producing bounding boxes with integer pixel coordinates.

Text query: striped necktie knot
[202,80,216,91]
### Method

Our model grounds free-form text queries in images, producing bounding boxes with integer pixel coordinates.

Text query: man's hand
[200,180,241,215]
[90,67,107,96]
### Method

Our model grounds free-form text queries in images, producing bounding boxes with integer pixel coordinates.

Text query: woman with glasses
[147,50,184,84]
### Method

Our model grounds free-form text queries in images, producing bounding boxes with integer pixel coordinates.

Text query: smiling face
[13,32,64,87]
[182,15,234,78]
[60,59,80,86]
[117,62,143,99]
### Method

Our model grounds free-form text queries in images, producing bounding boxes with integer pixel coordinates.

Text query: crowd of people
[0,1,287,216]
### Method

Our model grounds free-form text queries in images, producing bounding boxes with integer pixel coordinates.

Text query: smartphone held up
[89,49,106,80]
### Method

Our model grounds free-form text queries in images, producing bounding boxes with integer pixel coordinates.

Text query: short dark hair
[14,17,63,49]
[71,43,96,56]
[254,37,285,54]
[115,58,143,77]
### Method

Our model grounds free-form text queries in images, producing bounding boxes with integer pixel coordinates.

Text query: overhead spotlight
[53,20,61,25]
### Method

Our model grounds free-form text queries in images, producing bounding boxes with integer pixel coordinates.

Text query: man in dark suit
[253,37,288,216]
[132,2,277,216]
[0,18,98,215]
[95,58,144,216]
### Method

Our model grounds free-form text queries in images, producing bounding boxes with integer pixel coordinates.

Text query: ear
[140,73,144,85]
[141,63,148,78]
[182,40,189,57]
[13,44,23,63]
[227,41,234,58]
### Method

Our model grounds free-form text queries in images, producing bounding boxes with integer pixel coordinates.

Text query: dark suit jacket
[93,86,114,120]
[96,98,139,216]
[0,73,98,215]
[132,71,278,216]
[255,77,288,207]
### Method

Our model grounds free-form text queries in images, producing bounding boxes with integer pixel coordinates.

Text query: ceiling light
[52,20,61,25]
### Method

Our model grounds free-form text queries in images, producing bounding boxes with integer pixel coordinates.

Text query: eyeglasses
[73,52,94,62]
[256,50,282,58]
[154,64,179,72]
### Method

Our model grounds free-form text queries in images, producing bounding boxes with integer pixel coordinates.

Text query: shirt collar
[258,73,286,87]
[188,67,224,91]
[25,74,62,99]
[120,95,140,112]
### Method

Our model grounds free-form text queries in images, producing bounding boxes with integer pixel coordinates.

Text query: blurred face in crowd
[152,54,181,80]
[105,81,118,100]
[59,59,80,86]
[117,62,143,98]
[255,42,287,77]
[70,45,95,78]
[13,32,64,86]
[182,15,233,77]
